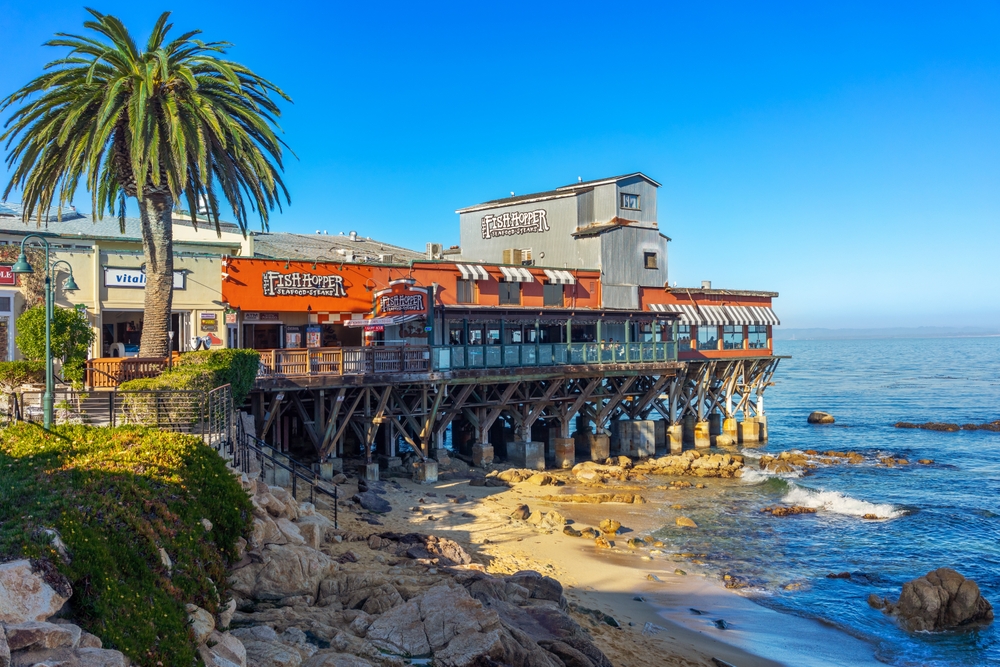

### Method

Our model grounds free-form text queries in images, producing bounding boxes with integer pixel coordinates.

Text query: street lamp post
[11,234,80,429]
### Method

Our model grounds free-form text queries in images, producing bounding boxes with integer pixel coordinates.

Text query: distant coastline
[773,326,1000,341]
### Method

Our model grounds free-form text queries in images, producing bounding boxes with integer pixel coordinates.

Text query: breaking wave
[781,484,906,519]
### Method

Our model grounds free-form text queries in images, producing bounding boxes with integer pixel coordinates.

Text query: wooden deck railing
[258,346,431,378]
[86,357,169,389]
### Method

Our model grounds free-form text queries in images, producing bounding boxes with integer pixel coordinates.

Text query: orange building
[639,282,779,360]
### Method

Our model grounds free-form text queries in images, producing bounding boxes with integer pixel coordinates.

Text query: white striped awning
[456,264,491,281]
[543,269,576,285]
[648,303,780,327]
[648,303,702,325]
[499,266,534,282]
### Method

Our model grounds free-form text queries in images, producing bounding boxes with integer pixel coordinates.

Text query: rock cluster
[0,560,126,666]
[759,449,865,474]
[870,568,994,632]
[224,472,613,667]
[541,493,646,504]
[761,506,817,517]
[895,420,1000,432]
[807,411,836,424]
[573,451,744,482]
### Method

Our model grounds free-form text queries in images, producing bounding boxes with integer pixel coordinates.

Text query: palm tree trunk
[138,193,175,358]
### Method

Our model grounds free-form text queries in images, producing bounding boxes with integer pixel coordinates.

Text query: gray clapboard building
[456,173,669,309]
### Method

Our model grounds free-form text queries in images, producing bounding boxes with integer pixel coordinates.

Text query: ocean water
[650,337,1000,666]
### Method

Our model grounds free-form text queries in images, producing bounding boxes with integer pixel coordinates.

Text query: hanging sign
[0,265,15,286]
[374,280,429,317]
[262,271,346,298]
[480,209,550,239]
[225,312,237,324]
[104,267,186,290]
[345,317,394,328]
[363,324,384,333]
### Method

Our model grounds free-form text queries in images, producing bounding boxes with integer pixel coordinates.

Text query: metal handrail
[227,419,339,529]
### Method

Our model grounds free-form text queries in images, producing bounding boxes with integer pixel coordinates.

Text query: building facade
[457,173,670,308]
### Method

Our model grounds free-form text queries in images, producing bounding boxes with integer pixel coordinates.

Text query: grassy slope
[0,423,253,665]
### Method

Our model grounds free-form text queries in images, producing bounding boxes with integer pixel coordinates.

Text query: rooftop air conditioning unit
[379,253,394,263]
[502,248,523,265]
[426,242,443,259]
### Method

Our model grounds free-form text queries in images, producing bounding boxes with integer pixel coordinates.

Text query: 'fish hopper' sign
[262,271,347,298]
[378,293,425,313]
[481,209,550,239]
[104,267,185,289]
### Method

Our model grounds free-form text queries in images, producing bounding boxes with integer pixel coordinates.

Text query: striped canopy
[648,303,779,326]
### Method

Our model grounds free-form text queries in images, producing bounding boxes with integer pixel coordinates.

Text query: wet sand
[356,469,883,667]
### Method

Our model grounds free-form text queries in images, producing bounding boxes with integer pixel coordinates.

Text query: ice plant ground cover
[0,423,252,664]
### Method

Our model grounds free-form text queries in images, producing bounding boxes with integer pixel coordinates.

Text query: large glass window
[620,193,640,210]
[469,328,483,345]
[697,325,718,351]
[449,328,465,345]
[723,325,745,350]
[543,284,563,306]
[456,279,475,304]
[676,325,691,350]
[486,328,501,345]
[748,325,768,349]
[499,282,521,305]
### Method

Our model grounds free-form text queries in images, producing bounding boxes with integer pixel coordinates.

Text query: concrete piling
[693,421,711,449]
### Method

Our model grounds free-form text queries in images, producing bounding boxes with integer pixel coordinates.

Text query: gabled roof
[556,172,661,191]
[456,172,660,214]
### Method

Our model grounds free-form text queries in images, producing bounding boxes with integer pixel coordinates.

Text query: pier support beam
[757,414,768,442]
[553,438,575,469]
[654,419,668,456]
[709,413,722,436]
[667,423,683,453]
[693,421,711,449]
[472,442,494,467]
[682,414,696,444]
[508,441,545,470]
[618,420,656,458]
[723,417,738,440]
[413,460,438,484]
[738,418,760,444]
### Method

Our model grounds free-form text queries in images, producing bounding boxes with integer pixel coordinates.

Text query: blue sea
[651,337,1000,666]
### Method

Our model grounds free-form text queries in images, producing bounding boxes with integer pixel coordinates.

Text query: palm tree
[1,9,291,356]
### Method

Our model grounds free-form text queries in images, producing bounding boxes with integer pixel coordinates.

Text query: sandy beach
[336,464,884,667]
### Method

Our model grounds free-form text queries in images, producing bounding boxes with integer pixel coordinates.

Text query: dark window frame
[456,279,476,304]
[643,251,658,269]
[543,283,563,307]
[620,192,641,210]
[499,281,521,305]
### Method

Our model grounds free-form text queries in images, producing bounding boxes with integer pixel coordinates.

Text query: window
[748,325,768,349]
[723,325,745,350]
[449,328,465,345]
[676,324,691,350]
[0,296,10,312]
[543,284,563,307]
[697,325,718,350]
[469,329,483,345]
[456,279,475,304]
[486,328,501,345]
[499,282,521,305]
[643,252,657,269]
[620,193,640,210]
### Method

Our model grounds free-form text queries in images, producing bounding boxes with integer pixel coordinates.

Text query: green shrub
[15,305,95,386]
[0,423,253,666]
[119,348,259,406]
[0,360,45,391]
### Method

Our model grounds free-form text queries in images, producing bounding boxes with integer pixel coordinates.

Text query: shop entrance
[244,323,281,349]
[102,311,188,356]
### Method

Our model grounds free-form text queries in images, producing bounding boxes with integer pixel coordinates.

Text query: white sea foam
[781,484,905,519]
[739,466,804,484]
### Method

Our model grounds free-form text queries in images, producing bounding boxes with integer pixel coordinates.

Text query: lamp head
[63,274,79,292]
[11,252,33,274]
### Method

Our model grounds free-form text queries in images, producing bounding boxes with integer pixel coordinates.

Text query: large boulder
[302,653,374,667]
[229,544,338,601]
[198,631,247,667]
[882,568,993,631]
[807,411,835,424]
[3,621,81,650]
[352,492,391,514]
[366,582,501,657]
[0,560,71,624]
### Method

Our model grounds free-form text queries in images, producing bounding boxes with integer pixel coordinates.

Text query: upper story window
[456,279,476,304]
[620,193,640,210]
[643,252,658,269]
[499,282,521,305]
[0,296,10,312]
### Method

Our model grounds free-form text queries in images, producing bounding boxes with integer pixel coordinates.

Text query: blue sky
[1,1,998,329]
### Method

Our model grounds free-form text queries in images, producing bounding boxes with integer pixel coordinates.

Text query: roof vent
[701,280,712,290]
[349,231,358,241]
